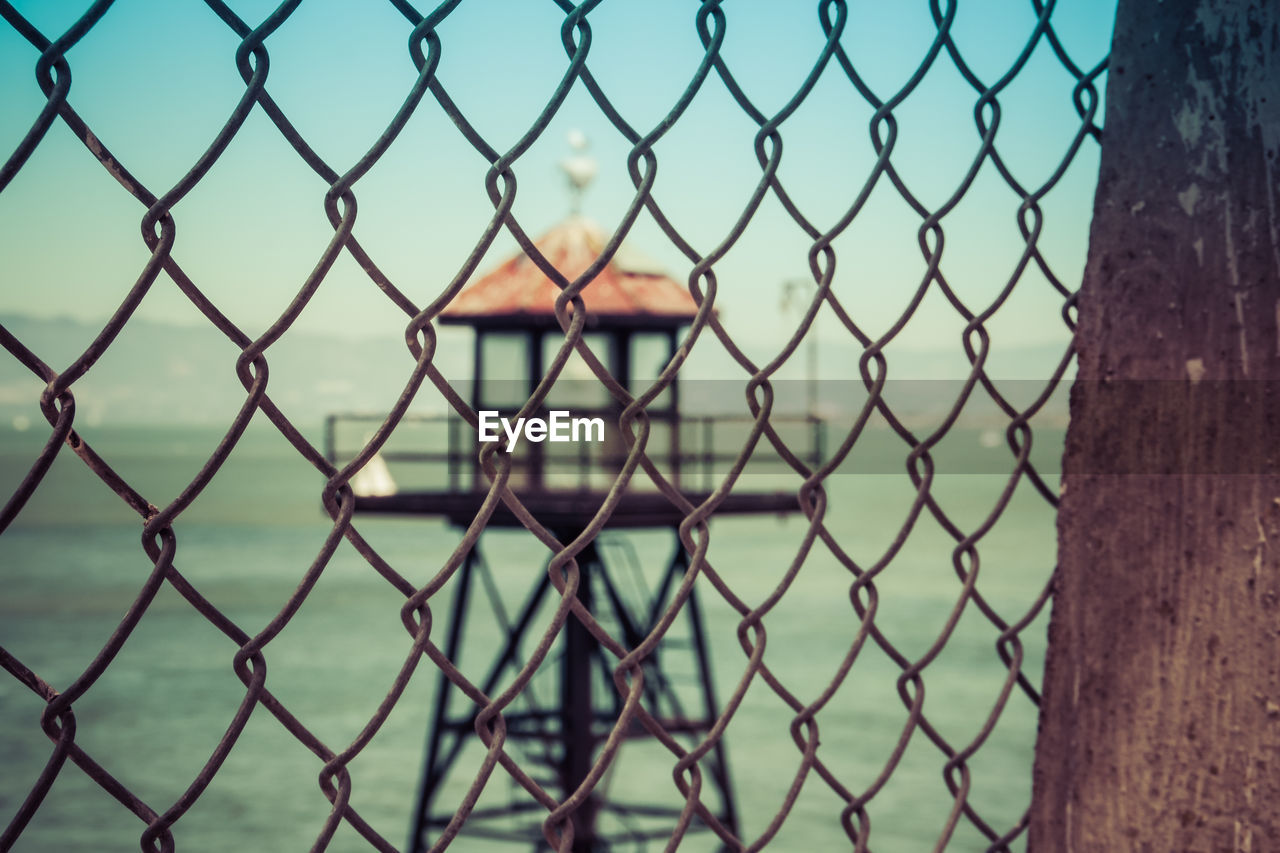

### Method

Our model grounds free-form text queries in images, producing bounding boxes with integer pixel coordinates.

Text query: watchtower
[326,152,823,852]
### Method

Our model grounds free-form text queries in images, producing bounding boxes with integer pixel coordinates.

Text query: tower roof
[439,217,701,329]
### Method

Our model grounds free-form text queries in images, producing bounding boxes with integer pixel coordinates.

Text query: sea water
[0,421,1060,851]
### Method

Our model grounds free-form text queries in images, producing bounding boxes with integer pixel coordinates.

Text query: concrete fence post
[1031,1,1280,848]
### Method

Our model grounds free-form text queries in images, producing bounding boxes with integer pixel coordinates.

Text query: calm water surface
[0,423,1061,851]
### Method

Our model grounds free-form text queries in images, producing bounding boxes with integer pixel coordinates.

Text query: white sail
[350,453,397,497]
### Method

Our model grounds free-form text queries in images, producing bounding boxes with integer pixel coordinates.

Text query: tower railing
[326,410,826,495]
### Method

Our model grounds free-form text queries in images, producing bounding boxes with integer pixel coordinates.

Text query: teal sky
[0,0,1117,378]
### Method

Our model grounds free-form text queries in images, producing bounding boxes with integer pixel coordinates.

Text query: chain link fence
[0,1,1112,850]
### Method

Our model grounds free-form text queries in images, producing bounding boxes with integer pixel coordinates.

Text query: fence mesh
[0,1,1111,851]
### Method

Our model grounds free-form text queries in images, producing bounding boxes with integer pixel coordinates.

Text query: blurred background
[0,1,1115,850]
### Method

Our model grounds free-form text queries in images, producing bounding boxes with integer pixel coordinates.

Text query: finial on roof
[559,129,597,215]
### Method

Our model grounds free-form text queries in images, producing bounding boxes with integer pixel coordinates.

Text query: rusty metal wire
[0,1,1110,851]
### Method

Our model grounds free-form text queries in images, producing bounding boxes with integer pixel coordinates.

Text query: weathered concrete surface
[1031,1,1280,850]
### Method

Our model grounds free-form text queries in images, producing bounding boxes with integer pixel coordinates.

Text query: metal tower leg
[650,538,740,842]
[561,537,600,853]
[410,545,477,853]
[681,552,739,840]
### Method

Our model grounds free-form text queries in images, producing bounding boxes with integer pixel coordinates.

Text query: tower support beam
[410,530,739,852]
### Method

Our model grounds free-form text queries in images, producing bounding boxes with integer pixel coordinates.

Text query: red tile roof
[440,217,701,328]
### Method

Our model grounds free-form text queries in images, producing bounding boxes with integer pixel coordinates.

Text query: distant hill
[0,314,1070,428]
[0,314,473,428]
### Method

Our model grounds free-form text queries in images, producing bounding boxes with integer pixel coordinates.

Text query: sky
[0,0,1118,383]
